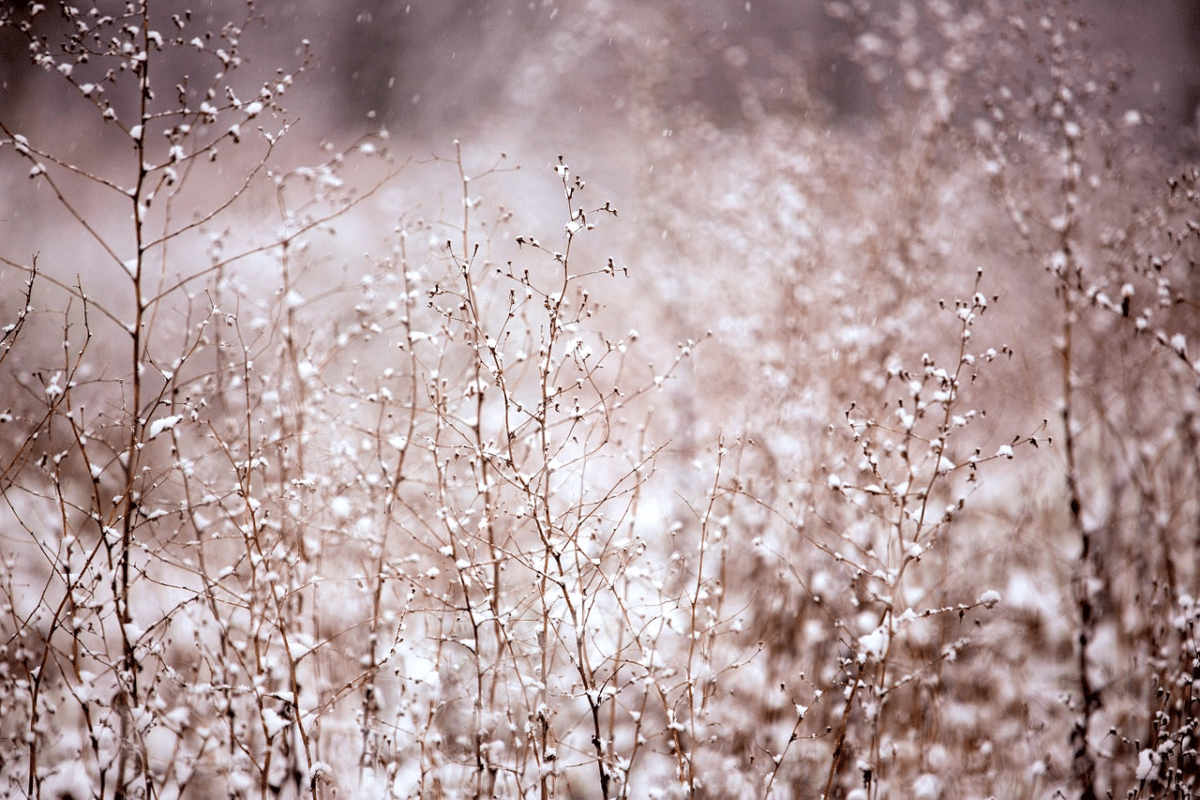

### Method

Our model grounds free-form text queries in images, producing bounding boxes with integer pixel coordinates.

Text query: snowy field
[1,2,1198,798]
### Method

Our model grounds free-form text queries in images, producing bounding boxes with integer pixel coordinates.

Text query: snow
[1136,748,1157,781]
[858,624,890,662]
[147,414,182,440]
[978,590,1002,609]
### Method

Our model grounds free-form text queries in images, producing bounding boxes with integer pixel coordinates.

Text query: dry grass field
[1,2,1197,798]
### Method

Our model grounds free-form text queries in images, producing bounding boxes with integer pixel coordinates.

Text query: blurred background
[3,0,1200,158]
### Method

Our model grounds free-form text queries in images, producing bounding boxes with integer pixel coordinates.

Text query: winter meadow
[0,1,1198,798]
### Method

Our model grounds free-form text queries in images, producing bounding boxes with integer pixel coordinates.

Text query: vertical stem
[1047,27,1100,797]
[115,5,153,797]
[1061,280,1098,800]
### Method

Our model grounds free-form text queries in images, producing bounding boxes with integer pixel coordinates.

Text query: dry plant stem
[862,280,985,797]
[0,261,35,370]
[822,662,867,800]
[980,9,1111,795]
[1045,25,1100,800]
[221,323,318,796]
[546,167,614,800]
[2,4,402,796]
[25,314,103,795]
[1060,231,1099,800]
[0,121,126,270]
[672,438,735,795]
[815,272,1007,799]
[452,144,505,799]
[112,10,155,796]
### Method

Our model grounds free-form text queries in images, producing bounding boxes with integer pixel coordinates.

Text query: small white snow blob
[1136,748,1157,781]
[978,590,1002,609]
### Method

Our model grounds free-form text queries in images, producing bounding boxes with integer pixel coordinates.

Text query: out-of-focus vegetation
[1,2,1198,799]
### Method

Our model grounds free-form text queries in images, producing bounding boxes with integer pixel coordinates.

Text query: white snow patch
[148,414,182,440]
